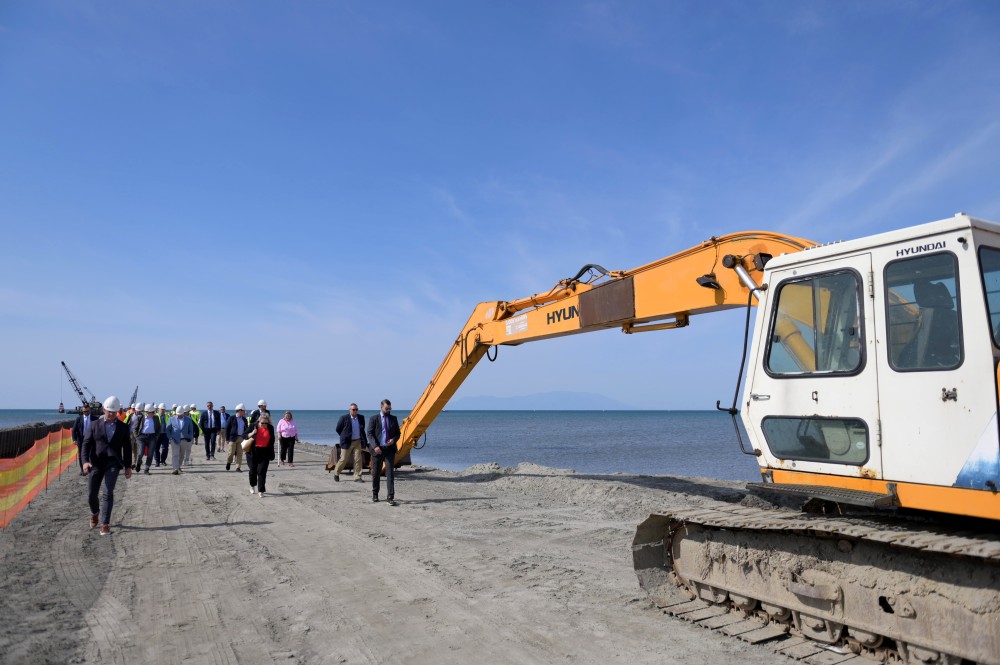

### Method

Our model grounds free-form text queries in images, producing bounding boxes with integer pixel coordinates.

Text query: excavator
[395,213,1000,664]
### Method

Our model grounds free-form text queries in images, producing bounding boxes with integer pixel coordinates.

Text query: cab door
[873,241,999,487]
[744,253,883,479]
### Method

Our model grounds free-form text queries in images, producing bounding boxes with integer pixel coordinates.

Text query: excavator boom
[398,231,816,458]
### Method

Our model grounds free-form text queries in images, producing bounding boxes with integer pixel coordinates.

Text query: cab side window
[978,247,1000,347]
[885,253,962,371]
[765,271,863,375]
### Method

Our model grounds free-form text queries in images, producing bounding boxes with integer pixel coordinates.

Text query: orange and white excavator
[396,213,1000,664]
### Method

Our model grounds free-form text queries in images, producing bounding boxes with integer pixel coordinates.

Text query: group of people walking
[74,397,401,534]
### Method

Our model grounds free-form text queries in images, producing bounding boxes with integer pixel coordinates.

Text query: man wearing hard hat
[249,399,269,428]
[82,395,133,535]
[225,404,249,472]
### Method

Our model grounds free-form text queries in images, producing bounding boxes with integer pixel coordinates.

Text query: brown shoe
[99,524,111,536]
[90,514,99,529]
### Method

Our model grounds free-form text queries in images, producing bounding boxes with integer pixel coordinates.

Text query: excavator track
[633,501,1000,664]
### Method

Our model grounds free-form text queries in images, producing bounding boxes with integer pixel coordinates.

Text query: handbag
[241,435,254,452]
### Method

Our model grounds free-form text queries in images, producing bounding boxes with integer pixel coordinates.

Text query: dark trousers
[248,449,271,492]
[156,433,169,465]
[372,445,396,499]
[87,460,122,526]
[75,441,84,472]
[204,429,218,458]
[136,433,158,469]
[279,436,295,463]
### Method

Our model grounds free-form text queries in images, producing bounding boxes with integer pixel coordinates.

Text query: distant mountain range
[449,390,635,410]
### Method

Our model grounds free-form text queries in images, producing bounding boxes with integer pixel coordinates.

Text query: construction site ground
[2,442,818,665]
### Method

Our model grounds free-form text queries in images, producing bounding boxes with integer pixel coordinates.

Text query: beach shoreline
[0,441,785,664]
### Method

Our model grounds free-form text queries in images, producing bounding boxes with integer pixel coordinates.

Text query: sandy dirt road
[0,443,790,665]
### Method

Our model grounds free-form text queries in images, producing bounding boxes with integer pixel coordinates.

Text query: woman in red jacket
[247,414,276,497]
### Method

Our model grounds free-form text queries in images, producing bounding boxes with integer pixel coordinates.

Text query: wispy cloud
[776,135,910,233]
[846,121,1000,231]
[433,187,469,224]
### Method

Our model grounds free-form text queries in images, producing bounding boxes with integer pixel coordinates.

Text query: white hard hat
[129,403,136,409]
[235,403,245,411]
[158,403,166,410]
[258,399,266,406]
[144,403,155,412]
[189,405,197,411]
[171,404,177,410]
[103,395,122,412]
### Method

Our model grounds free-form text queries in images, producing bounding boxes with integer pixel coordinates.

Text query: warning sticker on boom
[505,314,528,336]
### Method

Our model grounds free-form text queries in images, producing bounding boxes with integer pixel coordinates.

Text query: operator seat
[909,280,960,368]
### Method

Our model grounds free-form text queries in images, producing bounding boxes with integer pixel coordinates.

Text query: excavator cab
[744,215,1000,515]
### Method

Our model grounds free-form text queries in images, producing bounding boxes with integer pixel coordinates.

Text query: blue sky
[2,1,999,411]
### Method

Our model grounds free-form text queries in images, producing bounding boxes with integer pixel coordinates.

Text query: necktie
[383,416,389,444]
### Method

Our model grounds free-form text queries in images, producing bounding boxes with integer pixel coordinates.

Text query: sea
[0,409,761,482]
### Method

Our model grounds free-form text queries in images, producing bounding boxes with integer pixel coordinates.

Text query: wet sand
[0,442,787,664]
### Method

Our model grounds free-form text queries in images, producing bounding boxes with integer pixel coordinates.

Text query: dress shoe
[354,478,364,482]
[334,474,340,482]
[90,514,99,529]
[226,462,231,470]
[144,469,150,475]
[372,495,379,503]
[99,524,111,536]
[172,470,180,475]
[387,499,398,507]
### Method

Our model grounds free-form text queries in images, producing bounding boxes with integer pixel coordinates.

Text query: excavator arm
[397,231,816,459]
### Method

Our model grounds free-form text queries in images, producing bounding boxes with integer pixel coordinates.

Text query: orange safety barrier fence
[0,421,77,528]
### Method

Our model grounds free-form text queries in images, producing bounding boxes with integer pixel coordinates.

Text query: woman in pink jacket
[277,411,299,467]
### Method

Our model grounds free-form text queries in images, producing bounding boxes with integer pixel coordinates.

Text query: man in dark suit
[201,401,221,461]
[366,399,400,506]
[82,396,133,535]
[71,404,94,475]
[332,403,368,482]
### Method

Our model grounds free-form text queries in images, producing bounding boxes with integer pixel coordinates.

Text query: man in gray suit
[366,399,400,506]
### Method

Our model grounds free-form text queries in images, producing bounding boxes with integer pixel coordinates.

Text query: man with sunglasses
[331,403,368,482]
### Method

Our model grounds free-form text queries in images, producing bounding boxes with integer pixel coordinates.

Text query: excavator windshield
[765,271,863,374]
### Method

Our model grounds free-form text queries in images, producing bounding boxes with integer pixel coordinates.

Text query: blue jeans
[136,433,158,469]
[87,460,122,526]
